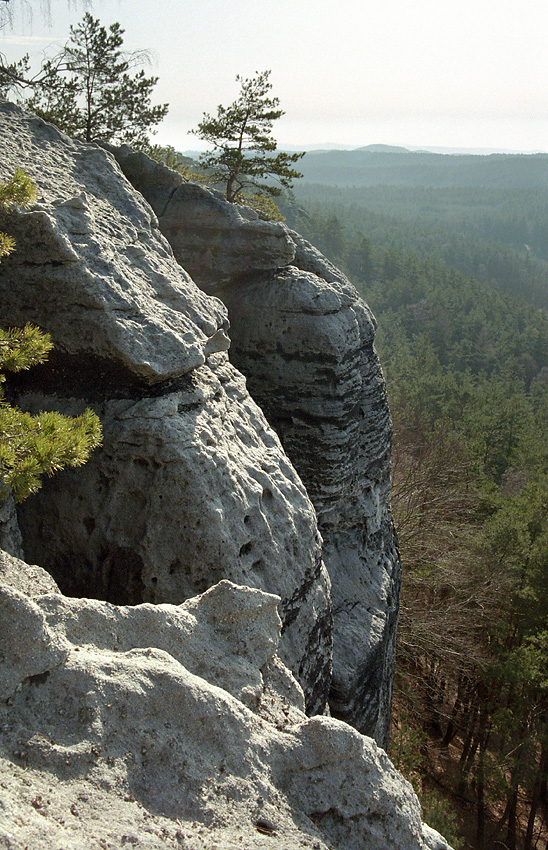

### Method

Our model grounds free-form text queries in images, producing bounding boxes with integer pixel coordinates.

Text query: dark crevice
[5,350,206,403]
[155,184,181,221]
[280,553,325,633]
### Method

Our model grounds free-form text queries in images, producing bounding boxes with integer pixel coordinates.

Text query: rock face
[0,496,24,559]
[16,363,332,714]
[0,102,332,715]
[220,265,399,745]
[110,149,400,745]
[106,145,296,292]
[0,550,452,850]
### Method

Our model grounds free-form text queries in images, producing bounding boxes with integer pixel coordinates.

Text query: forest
[298,146,548,190]
[291,153,548,850]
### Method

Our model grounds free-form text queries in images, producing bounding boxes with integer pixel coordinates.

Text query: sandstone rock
[0,548,60,597]
[290,226,358,289]
[0,102,230,385]
[0,104,453,850]
[1,103,332,715]
[422,824,455,850]
[15,357,332,715]
[0,564,450,850]
[0,583,67,700]
[0,496,24,559]
[108,146,296,293]
[200,264,400,745]
[110,148,401,745]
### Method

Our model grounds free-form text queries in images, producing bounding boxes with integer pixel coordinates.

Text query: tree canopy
[295,186,548,848]
[193,70,303,204]
[1,13,169,147]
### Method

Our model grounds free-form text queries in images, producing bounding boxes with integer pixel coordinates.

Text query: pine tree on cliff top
[1,13,169,147]
[193,70,304,204]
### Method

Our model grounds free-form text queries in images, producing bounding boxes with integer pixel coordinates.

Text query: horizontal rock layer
[219,264,400,745]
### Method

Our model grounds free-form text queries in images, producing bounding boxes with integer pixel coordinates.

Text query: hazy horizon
[2,0,548,155]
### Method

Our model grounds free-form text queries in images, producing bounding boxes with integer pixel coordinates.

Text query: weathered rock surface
[0,548,60,598]
[220,265,399,745]
[106,146,296,293]
[0,496,24,559]
[0,105,455,850]
[111,148,400,746]
[0,101,332,715]
[16,358,332,713]
[0,102,230,385]
[0,553,452,850]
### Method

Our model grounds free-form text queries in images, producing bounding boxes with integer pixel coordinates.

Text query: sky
[2,0,548,153]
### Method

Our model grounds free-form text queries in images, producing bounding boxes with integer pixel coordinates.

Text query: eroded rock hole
[169,559,182,576]
[101,545,146,606]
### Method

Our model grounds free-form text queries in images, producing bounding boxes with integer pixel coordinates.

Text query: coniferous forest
[292,151,548,850]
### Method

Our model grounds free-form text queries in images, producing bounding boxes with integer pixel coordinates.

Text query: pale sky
[2,0,548,153]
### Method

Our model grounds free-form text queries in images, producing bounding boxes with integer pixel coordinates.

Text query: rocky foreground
[0,102,451,849]
[1,550,452,850]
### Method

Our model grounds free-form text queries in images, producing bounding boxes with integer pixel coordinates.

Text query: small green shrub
[0,171,102,503]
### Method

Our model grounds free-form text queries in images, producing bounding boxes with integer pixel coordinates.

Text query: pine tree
[0,168,34,260]
[16,13,169,146]
[192,70,304,204]
[0,170,102,503]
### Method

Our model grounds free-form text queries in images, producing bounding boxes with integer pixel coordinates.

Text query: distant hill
[355,144,410,153]
[298,148,548,189]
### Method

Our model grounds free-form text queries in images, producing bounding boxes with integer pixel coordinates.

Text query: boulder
[0,103,230,385]
[0,558,452,850]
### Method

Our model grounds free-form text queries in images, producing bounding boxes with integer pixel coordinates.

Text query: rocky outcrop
[110,150,400,745]
[0,103,454,850]
[0,549,452,850]
[16,361,332,714]
[0,108,229,385]
[106,145,296,292]
[0,101,332,715]
[219,265,399,745]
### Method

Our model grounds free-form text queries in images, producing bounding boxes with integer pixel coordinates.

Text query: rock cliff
[109,147,400,744]
[0,102,449,849]
[0,102,332,716]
